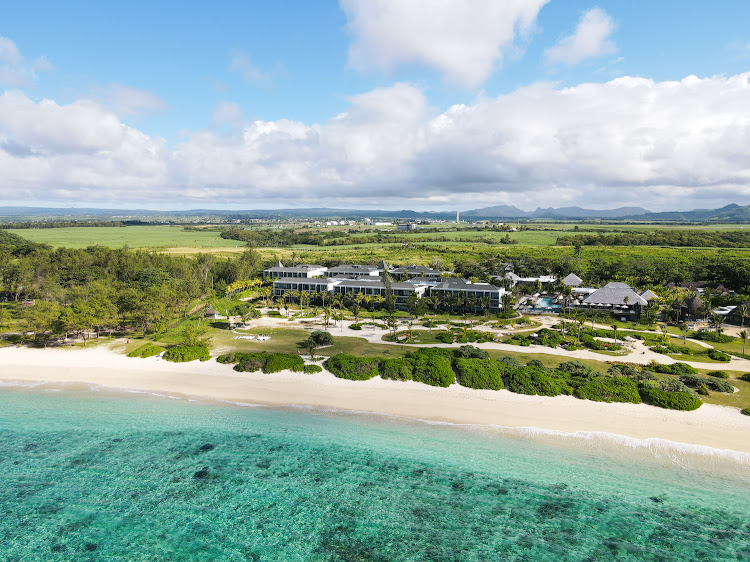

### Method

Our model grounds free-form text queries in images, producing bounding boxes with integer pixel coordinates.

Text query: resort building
[263,261,327,280]
[562,273,584,287]
[332,278,431,310]
[272,278,337,298]
[580,282,648,320]
[494,271,556,288]
[327,264,384,277]
[390,265,445,278]
[428,278,504,314]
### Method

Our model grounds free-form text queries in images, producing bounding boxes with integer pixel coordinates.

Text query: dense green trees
[0,243,265,342]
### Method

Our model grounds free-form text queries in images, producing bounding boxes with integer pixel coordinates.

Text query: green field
[8,226,245,252]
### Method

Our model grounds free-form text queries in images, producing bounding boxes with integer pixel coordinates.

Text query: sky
[3,1,750,212]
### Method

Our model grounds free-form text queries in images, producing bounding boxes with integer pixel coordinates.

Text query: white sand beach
[1,344,749,454]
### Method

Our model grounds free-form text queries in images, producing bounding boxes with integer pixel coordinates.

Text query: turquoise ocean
[1,383,749,561]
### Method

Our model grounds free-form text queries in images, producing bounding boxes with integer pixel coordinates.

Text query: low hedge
[692,331,734,343]
[507,366,572,397]
[572,376,642,403]
[264,353,304,373]
[706,370,729,379]
[707,349,731,362]
[650,344,693,355]
[379,358,414,381]
[454,358,505,390]
[740,373,750,382]
[217,351,304,373]
[292,364,322,374]
[163,345,210,363]
[324,354,380,380]
[348,323,363,330]
[639,386,702,411]
[127,343,164,358]
[680,374,734,393]
[409,349,455,387]
[741,407,750,416]
[650,362,698,375]
[435,331,454,343]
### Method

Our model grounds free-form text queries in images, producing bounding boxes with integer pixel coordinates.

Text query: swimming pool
[533,297,561,310]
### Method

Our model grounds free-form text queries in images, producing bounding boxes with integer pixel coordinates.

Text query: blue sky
[2,1,750,211]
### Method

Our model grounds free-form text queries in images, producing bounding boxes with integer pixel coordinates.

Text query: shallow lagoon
[1,386,749,560]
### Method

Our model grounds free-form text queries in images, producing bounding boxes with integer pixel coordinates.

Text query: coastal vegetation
[3,217,750,413]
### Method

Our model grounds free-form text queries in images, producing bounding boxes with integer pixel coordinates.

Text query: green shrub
[348,323,363,330]
[707,370,729,379]
[127,343,164,358]
[455,358,505,390]
[264,353,304,373]
[455,345,489,359]
[692,332,734,343]
[234,353,267,372]
[679,374,734,393]
[557,361,596,377]
[267,310,282,317]
[507,366,572,397]
[379,358,414,381]
[639,386,702,411]
[707,349,731,362]
[324,354,380,380]
[435,331,454,343]
[163,345,210,363]
[573,376,642,403]
[740,373,750,382]
[741,407,750,416]
[580,334,604,351]
[499,356,521,367]
[292,364,322,374]
[650,344,693,355]
[409,349,455,387]
[651,362,698,375]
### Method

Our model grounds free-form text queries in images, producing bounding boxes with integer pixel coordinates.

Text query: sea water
[0,385,749,561]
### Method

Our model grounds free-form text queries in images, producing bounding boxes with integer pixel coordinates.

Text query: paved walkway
[239,311,750,371]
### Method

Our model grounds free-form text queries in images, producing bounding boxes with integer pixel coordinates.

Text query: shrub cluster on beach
[217,351,305,373]
[163,345,211,362]
[321,347,702,411]
[127,343,164,358]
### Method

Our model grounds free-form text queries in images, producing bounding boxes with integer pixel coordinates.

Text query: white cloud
[0,35,52,88]
[91,84,167,116]
[229,49,271,85]
[545,7,616,66]
[212,101,244,128]
[4,74,750,210]
[341,0,549,88]
[0,36,24,66]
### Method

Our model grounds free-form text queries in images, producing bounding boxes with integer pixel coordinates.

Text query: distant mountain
[2,203,750,222]
[528,206,650,219]
[462,205,529,218]
[621,203,750,222]
[462,205,650,219]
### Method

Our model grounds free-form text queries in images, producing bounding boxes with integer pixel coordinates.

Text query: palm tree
[737,304,748,328]
[612,324,618,346]
[741,330,748,354]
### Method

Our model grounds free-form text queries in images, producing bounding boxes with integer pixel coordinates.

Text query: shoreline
[1,345,750,455]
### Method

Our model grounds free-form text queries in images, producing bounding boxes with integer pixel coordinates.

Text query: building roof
[265,264,325,273]
[391,264,443,275]
[562,273,583,287]
[582,283,647,306]
[272,277,331,285]
[639,289,659,301]
[432,278,501,292]
[328,264,380,273]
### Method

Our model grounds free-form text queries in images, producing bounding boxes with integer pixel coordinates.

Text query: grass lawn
[699,374,750,409]
[9,226,245,251]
